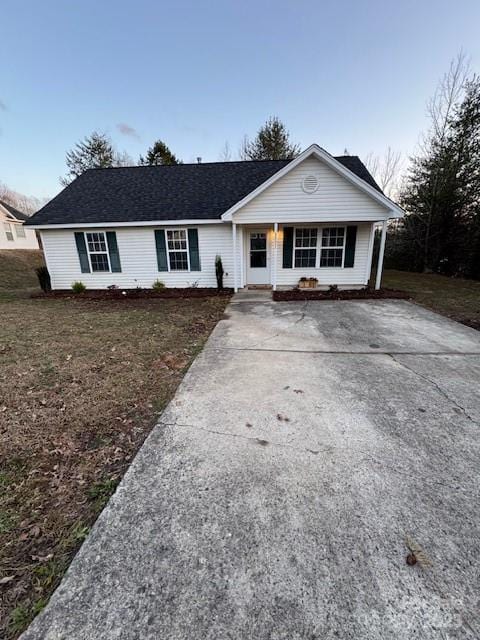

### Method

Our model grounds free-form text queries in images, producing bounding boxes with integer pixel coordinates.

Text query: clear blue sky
[1,0,479,199]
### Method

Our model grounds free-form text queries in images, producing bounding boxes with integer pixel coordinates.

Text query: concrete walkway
[22,300,480,639]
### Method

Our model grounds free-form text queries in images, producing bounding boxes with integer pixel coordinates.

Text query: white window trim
[292,225,347,269]
[4,222,14,242]
[293,227,318,269]
[320,226,346,269]
[166,228,190,272]
[84,231,111,273]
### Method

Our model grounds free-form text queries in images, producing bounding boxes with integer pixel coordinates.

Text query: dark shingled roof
[0,199,29,221]
[26,156,382,226]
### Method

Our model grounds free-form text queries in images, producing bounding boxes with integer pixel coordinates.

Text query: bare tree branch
[218,141,232,162]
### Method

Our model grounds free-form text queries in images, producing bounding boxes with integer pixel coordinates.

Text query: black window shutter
[282,226,294,268]
[188,228,201,271]
[74,232,90,273]
[155,230,168,271]
[106,232,121,272]
[344,226,357,268]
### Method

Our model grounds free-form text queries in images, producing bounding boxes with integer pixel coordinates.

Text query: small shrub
[215,255,224,289]
[188,280,199,288]
[328,284,339,294]
[35,266,51,292]
[71,281,86,294]
[152,279,166,290]
[107,284,118,290]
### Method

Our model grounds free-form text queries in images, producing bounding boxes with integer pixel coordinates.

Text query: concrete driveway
[22,299,480,639]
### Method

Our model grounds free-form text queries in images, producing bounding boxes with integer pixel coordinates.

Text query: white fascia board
[221,144,405,220]
[26,218,226,230]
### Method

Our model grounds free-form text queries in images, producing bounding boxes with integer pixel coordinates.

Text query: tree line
[60,58,480,281]
[386,55,480,279]
[60,116,300,185]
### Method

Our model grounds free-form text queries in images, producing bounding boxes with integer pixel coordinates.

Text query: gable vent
[302,175,319,194]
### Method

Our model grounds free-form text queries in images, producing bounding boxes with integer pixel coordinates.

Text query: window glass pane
[250,233,266,251]
[90,253,110,271]
[169,251,188,270]
[86,232,107,253]
[167,229,187,251]
[322,228,345,247]
[16,225,26,238]
[294,249,316,267]
[320,248,343,267]
[250,250,267,268]
[295,228,317,248]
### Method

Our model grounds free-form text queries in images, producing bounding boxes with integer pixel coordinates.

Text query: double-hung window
[320,227,345,267]
[294,228,317,268]
[15,224,26,238]
[4,222,14,242]
[167,229,189,271]
[85,232,111,272]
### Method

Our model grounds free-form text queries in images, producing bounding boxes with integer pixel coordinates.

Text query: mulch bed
[32,287,233,300]
[273,287,410,301]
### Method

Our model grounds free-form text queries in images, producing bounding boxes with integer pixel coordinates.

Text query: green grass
[382,269,480,329]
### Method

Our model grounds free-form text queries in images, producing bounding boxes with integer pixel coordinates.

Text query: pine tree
[139,140,181,166]
[61,132,116,185]
[243,117,300,161]
[392,56,480,277]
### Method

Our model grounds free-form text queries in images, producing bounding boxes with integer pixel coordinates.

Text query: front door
[247,229,269,285]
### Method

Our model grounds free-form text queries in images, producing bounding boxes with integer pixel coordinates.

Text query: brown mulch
[32,287,233,300]
[273,287,410,301]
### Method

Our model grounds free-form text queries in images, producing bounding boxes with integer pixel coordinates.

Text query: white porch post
[239,226,244,288]
[375,220,388,290]
[272,222,278,291]
[232,222,238,292]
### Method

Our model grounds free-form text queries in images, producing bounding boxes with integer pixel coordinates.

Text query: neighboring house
[0,200,39,250]
[26,144,404,291]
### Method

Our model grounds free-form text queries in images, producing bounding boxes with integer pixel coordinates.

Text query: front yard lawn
[0,293,229,638]
[382,270,480,330]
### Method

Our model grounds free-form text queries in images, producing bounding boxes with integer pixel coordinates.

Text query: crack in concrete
[388,354,479,427]
[293,300,309,324]
[157,420,477,496]
[158,419,328,456]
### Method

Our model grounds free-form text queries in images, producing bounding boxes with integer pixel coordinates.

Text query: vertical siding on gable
[232,157,389,223]
[41,225,234,290]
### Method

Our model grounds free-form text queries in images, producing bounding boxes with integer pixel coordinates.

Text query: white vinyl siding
[41,225,235,290]
[231,156,389,223]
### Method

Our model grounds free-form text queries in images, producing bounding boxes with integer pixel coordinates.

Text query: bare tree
[219,141,232,162]
[365,147,403,198]
[413,52,470,269]
[238,135,249,160]
[0,181,46,214]
[427,51,469,145]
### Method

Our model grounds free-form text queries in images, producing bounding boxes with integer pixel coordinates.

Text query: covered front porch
[230,221,388,292]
